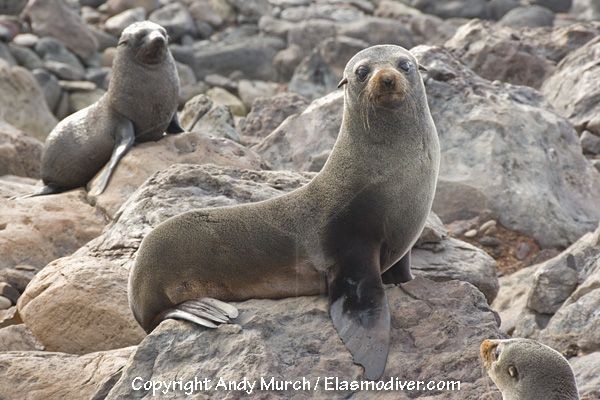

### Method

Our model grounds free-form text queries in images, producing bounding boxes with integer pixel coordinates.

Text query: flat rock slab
[105,278,502,399]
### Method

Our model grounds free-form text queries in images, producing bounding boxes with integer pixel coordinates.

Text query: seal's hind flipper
[166,113,184,134]
[327,255,391,380]
[382,250,413,284]
[161,298,239,329]
[10,184,63,200]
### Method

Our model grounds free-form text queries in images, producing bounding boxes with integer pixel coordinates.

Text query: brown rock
[0,324,44,351]
[0,122,42,179]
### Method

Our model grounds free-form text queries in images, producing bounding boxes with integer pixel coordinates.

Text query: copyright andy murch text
[131,376,461,396]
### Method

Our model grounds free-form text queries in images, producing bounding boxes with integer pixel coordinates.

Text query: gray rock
[337,16,415,48]
[411,0,490,19]
[527,254,579,314]
[85,66,111,90]
[240,92,309,145]
[8,44,43,70]
[286,19,337,55]
[571,0,600,20]
[0,43,17,66]
[104,7,146,36]
[227,0,271,23]
[148,2,197,41]
[542,37,600,135]
[43,60,86,81]
[530,0,573,13]
[0,122,43,179]
[237,80,279,110]
[101,0,159,16]
[280,3,365,22]
[413,45,600,248]
[105,279,502,399]
[273,44,304,80]
[570,352,600,399]
[0,0,27,15]
[12,33,39,48]
[22,0,98,59]
[33,68,63,112]
[499,5,555,28]
[445,20,555,88]
[488,0,521,20]
[68,87,105,113]
[191,36,285,81]
[34,37,86,75]
[180,94,241,141]
[0,61,58,140]
[580,130,600,154]
[289,36,367,100]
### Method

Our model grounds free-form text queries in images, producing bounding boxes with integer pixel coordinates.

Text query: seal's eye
[508,365,519,380]
[355,65,370,82]
[398,59,413,73]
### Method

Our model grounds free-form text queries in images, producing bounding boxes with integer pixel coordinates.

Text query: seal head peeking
[129,45,440,380]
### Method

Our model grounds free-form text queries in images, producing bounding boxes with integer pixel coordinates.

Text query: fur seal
[23,21,182,198]
[129,45,439,380]
[481,338,580,399]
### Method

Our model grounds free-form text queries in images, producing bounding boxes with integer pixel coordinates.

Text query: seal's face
[480,338,578,400]
[339,45,425,111]
[118,21,169,65]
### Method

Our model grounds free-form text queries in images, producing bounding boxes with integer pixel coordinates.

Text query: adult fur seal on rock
[129,45,439,380]
[481,338,579,399]
[22,21,183,198]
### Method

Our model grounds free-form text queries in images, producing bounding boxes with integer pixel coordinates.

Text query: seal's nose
[380,73,395,89]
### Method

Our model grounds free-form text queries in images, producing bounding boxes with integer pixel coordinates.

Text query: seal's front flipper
[382,250,413,284]
[160,298,239,329]
[328,252,391,380]
[88,119,135,196]
[166,113,184,134]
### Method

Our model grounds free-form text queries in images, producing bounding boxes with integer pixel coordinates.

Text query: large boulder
[22,0,99,59]
[0,60,58,140]
[18,164,497,354]
[87,131,266,218]
[104,279,502,399]
[0,177,107,273]
[0,347,134,400]
[542,36,600,136]
[0,122,42,179]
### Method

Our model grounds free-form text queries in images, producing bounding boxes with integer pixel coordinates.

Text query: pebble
[479,236,501,247]
[0,282,20,304]
[515,242,531,260]
[479,220,497,234]
[464,229,478,238]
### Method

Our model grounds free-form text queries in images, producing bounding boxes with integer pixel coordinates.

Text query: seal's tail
[160,298,239,329]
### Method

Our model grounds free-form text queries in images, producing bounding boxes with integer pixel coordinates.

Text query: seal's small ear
[418,64,428,72]
[337,77,348,88]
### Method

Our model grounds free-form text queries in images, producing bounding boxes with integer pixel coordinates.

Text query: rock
[499,5,555,28]
[337,16,415,48]
[480,220,497,233]
[0,0,27,15]
[0,177,106,272]
[103,7,146,36]
[411,0,490,19]
[580,130,600,154]
[413,45,600,248]
[0,122,43,179]
[0,296,11,310]
[515,242,532,260]
[289,36,367,100]
[0,325,44,352]
[148,2,197,41]
[570,352,600,399]
[237,79,279,110]
[191,36,285,81]
[34,37,85,74]
[18,256,145,354]
[0,306,20,329]
[101,0,159,16]
[68,87,105,114]
[488,0,521,20]
[542,37,600,135]
[530,0,573,13]
[253,91,342,172]
[33,68,63,112]
[444,20,555,88]
[0,347,134,400]
[185,0,226,28]
[43,60,86,81]
[0,282,19,304]
[273,44,304,80]
[22,0,99,59]
[240,92,309,146]
[88,131,265,217]
[464,229,478,238]
[0,42,16,66]
[179,94,241,142]
[204,73,238,91]
[286,19,337,56]
[571,0,600,20]
[8,44,43,70]
[12,33,39,48]
[104,279,502,399]
[206,87,247,116]
[494,224,600,355]
[0,60,58,140]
